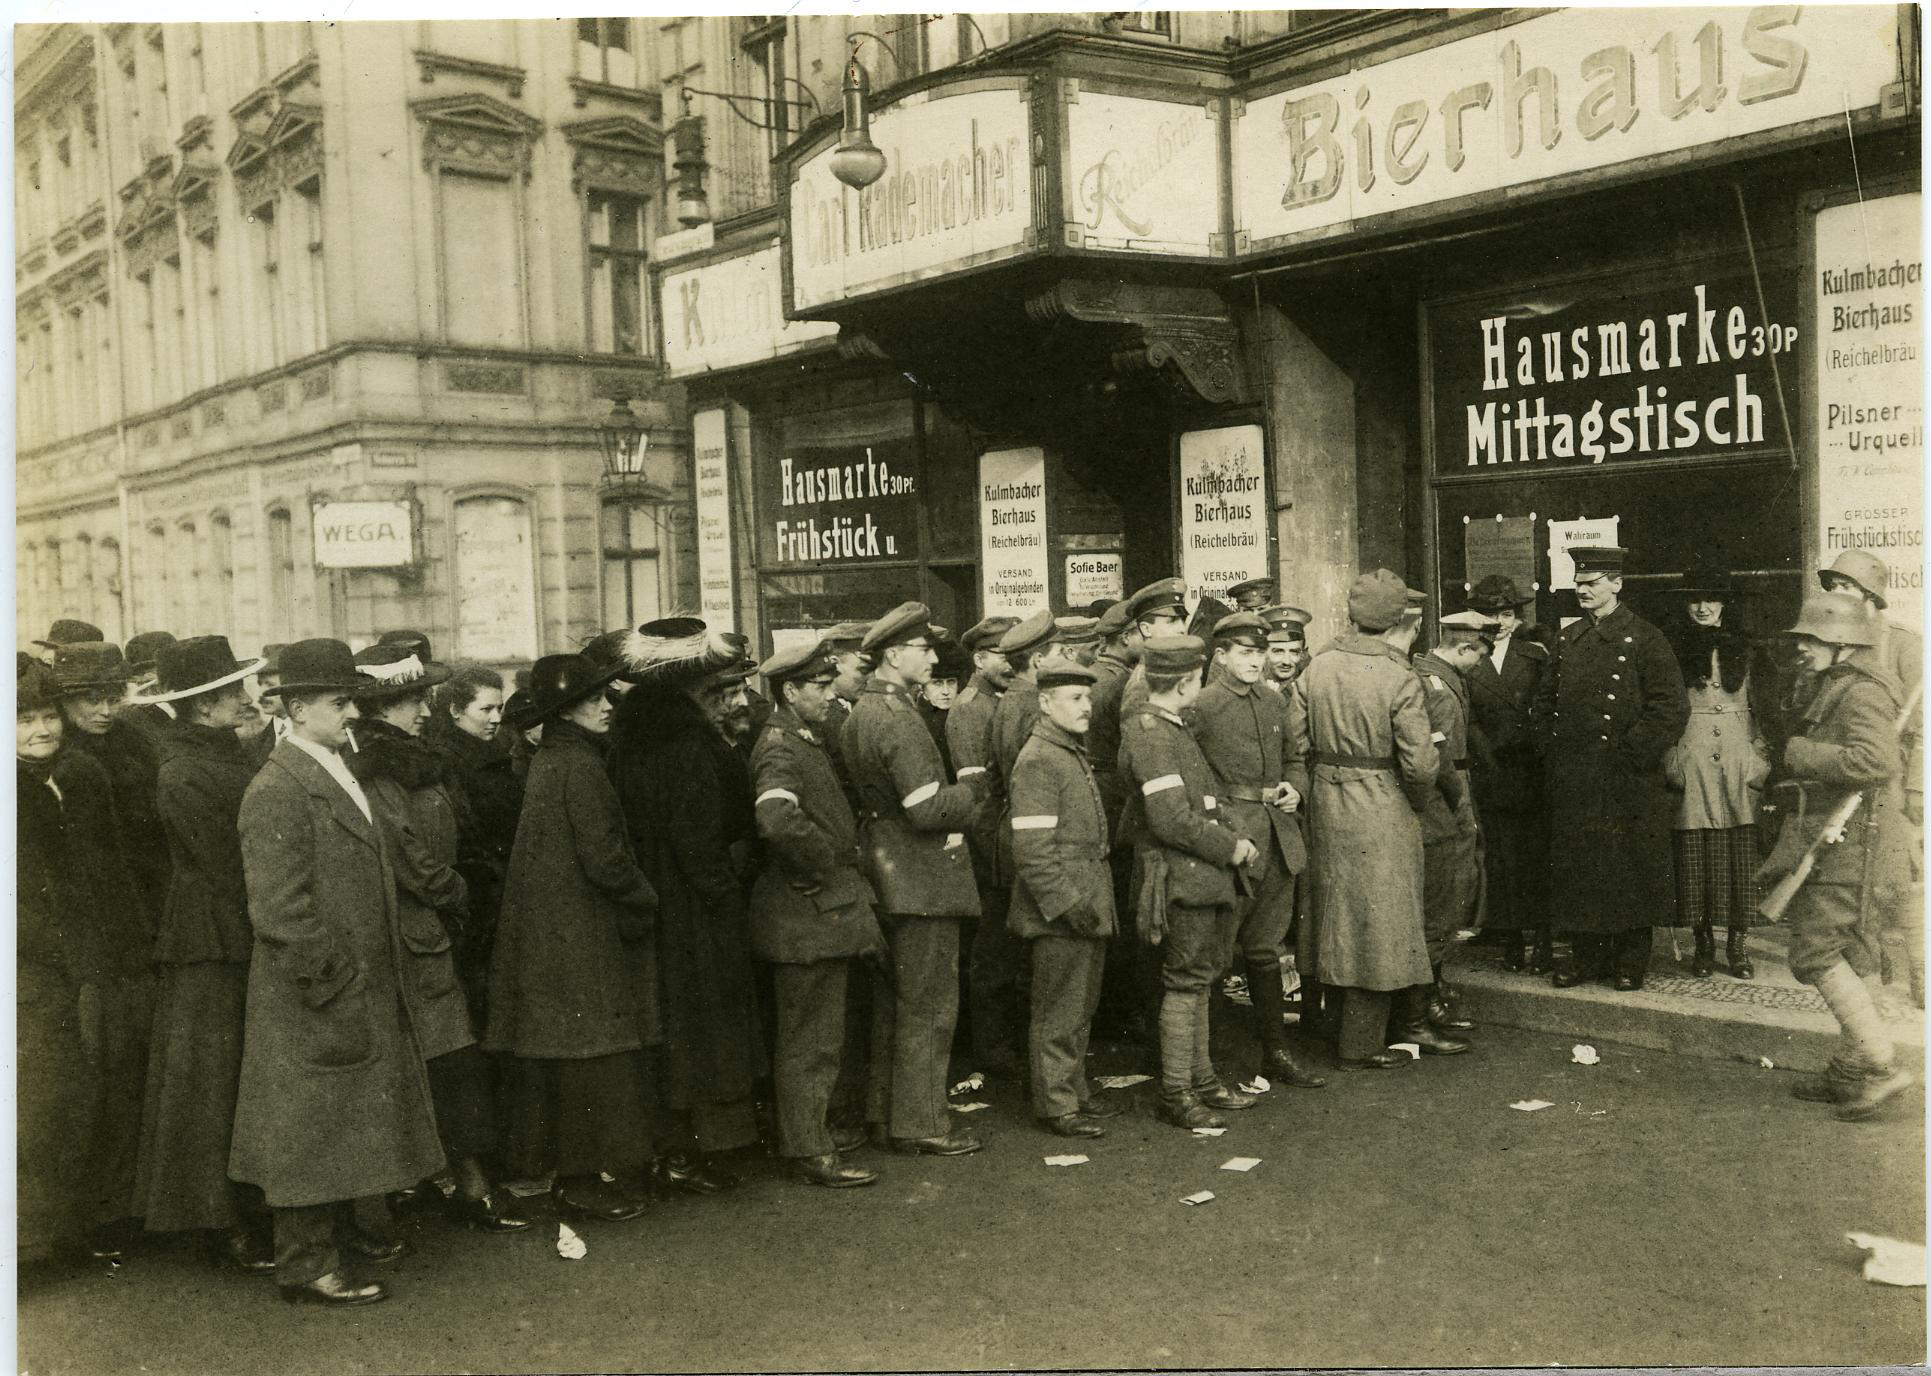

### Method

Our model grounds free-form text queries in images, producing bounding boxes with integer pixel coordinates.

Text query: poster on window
[692,408,735,632]
[1462,514,1538,625]
[1813,192,1923,628]
[979,448,1049,617]
[1065,552,1124,607]
[1546,515,1620,591]
[454,496,539,662]
[1178,425,1269,607]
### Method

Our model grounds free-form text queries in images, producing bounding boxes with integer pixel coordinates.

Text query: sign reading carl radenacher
[1429,268,1800,471]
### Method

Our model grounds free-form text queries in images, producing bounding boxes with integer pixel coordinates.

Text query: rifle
[1757,679,1922,923]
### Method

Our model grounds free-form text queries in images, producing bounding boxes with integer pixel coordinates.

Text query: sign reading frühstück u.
[756,432,920,567]
[1813,190,1923,627]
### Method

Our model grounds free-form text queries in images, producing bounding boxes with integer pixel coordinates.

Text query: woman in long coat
[610,621,765,1193]
[347,644,527,1232]
[136,637,277,1270]
[17,656,101,1264]
[1661,560,1772,980]
[484,653,657,1223]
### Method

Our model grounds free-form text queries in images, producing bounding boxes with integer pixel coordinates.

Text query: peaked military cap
[1141,634,1207,676]
[1571,545,1629,582]
[1119,578,1187,626]
[1261,605,1312,641]
[1226,577,1276,608]
[961,616,1019,654]
[998,608,1057,658]
[1036,662,1098,690]
[1211,611,1269,647]
[1053,615,1101,646]
[823,620,875,652]
[1439,609,1501,637]
[759,639,837,687]
[862,602,936,654]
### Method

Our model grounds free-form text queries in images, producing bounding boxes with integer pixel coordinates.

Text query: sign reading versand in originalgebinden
[1813,191,1924,629]
[692,408,736,632]
[1178,425,1270,608]
[979,447,1050,618]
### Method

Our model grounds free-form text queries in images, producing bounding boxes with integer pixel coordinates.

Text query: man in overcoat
[1463,576,1553,973]
[1290,571,1443,1068]
[1533,546,1689,991]
[1007,662,1125,1138]
[749,640,886,1188]
[1193,612,1326,1089]
[232,639,444,1307]
[844,603,990,1155]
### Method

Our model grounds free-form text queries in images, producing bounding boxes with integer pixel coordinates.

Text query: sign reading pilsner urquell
[757,430,921,567]
[1431,269,1800,471]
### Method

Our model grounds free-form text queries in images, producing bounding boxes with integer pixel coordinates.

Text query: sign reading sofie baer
[757,434,919,567]
[1430,269,1800,470]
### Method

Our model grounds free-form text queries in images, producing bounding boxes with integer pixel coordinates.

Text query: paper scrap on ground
[1510,1099,1555,1112]
[1181,1191,1215,1206]
[1191,1126,1227,1137]
[502,1176,554,1198]
[1219,1157,1262,1173]
[1237,1075,1271,1095]
[557,1223,587,1261]
[949,1073,985,1096]
[1846,1233,1927,1287]
[1096,1074,1151,1090]
[1571,1044,1601,1066]
[1759,1056,1776,1069]
[1044,1154,1090,1167]
[949,1100,990,1113]
[1390,1043,1422,1059]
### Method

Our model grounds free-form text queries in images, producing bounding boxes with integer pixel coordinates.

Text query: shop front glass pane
[758,566,925,649]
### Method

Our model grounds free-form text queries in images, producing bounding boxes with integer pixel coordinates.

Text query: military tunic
[1084,649,1137,834]
[1414,651,1479,964]
[1192,669,1308,962]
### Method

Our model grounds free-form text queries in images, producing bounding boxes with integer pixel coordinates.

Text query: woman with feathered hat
[608,618,766,1194]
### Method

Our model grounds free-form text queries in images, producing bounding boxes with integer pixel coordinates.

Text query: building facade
[15,19,694,663]
[657,8,1922,657]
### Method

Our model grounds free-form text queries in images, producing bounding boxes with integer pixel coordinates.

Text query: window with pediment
[413,96,541,349]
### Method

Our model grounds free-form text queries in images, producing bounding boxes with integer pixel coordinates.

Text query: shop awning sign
[1236,6,1904,251]
[661,242,837,378]
[1061,87,1219,257]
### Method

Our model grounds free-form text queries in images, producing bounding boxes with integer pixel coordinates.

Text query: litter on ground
[556,1224,587,1261]
[1510,1100,1555,1112]
[1095,1074,1151,1090]
[1043,1154,1090,1167]
[1219,1157,1262,1173]
[1191,1126,1227,1137]
[1571,1044,1601,1066]
[1181,1191,1215,1206]
[949,1073,985,1096]
[1846,1233,1926,1287]
[949,1101,990,1113]
[1389,1043,1421,1059]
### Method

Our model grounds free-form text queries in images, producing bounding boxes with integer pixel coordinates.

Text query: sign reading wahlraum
[1237,6,1903,249]
[1061,88,1218,256]
[790,84,1032,312]
[661,242,837,378]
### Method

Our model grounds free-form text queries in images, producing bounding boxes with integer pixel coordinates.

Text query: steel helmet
[1786,591,1879,647]
[1819,549,1892,609]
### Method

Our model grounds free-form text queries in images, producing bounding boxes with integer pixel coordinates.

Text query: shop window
[439,172,523,349]
[587,191,648,356]
[576,18,636,86]
[601,500,664,629]
[453,495,539,663]
[266,506,294,638]
[739,19,790,163]
[248,201,282,370]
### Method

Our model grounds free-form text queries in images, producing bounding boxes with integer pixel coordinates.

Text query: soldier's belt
[1308,751,1398,770]
[1220,784,1273,803]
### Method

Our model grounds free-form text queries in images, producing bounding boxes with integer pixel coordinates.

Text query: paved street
[18,1026,1923,1374]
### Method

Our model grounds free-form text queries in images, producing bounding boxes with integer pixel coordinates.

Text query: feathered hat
[619,616,744,687]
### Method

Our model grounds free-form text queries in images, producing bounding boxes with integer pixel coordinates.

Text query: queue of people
[15,544,1919,1308]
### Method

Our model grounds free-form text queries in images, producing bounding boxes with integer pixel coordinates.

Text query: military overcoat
[1118,706,1239,909]
[1191,671,1308,876]
[844,677,986,917]
[1007,718,1117,938]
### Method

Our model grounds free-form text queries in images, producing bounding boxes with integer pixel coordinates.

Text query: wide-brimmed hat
[34,618,104,651]
[514,653,624,728]
[1466,575,1533,612]
[352,642,452,701]
[50,642,133,695]
[619,617,742,687]
[259,639,372,698]
[1671,555,1738,599]
[124,631,177,673]
[19,653,62,714]
[137,636,267,703]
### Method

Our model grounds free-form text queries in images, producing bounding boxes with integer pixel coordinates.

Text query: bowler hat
[124,631,177,673]
[50,642,133,695]
[260,639,372,698]
[139,636,267,703]
[352,642,452,700]
[516,652,624,727]
[1347,570,1417,632]
[1785,592,1879,647]
[1820,549,1892,609]
[1466,575,1533,612]
[1672,555,1737,598]
[35,618,104,651]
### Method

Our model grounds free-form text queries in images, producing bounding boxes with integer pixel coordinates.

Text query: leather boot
[1195,1079,1258,1111]
[1399,987,1470,1056]
[1834,1065,1915,1121]
[1692,925,1716,978]
[1727,928,1754,980]
[1155,1091,1224,1130]
[1263,1046,1329,1089]
[1427,964,1474,1031]
[1527,928,1556,975]
[280,1272,386,1307]
[793,1153,879,1188]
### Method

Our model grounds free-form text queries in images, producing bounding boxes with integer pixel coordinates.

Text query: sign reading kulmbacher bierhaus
[1429,269,1800,471]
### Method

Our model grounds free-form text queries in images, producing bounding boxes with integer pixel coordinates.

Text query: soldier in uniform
[1772,593,1914,1120]
[1007,662,1127,1138]
[946,616,1019,1077]
[1119,636,1262,1129]
[1464,576,1553,973]
[844,603,990,1156]
[749,640,887,1187]
[1292,571,1443,1069]
[1412,610,1497,1041]
[1817,549,1923,1008]
[1534,547,1689,991]
[1260,606,1313,693]
[1226,577,1277,613]
[1193,612,1327,1090]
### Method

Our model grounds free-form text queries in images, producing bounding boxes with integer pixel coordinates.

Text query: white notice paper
[1044,1155,1090,1167]
[1182,1191,1216,1206]
[1547,516,1620,591]
[1219,1157,1262,1173]
[1096,1074,1151,1090]
[1510,1100,1555,1112]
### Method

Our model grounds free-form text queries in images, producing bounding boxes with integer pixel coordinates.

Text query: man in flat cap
[845,604,991,1155]
[1463,577,1553,973]
[749,640,886,1188]
[1291,571,1442,1069]
[1193,612,1326,1090]
[1007,661,1125,1138]
[1119,635,1262,1128]
[1532,546,1688,991]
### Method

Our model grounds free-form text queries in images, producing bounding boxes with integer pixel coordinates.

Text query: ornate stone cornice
[1025,279,1247,405]
[411,93,542,178]
[414,49,526,99]
[560,115,661,194]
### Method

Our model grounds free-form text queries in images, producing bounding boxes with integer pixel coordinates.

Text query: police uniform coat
[1118,707,1240,908]
[749,706,885,964]
[1291,634,1439,991]
[1531,603,1690,933]
[846,677,985,916]
[1008,718,1117,938]
[229,740,444,1208]
[1191,671,1308,876]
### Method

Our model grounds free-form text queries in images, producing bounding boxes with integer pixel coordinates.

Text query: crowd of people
[15,542,1920,1308]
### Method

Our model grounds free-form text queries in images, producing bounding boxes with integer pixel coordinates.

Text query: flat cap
[998,608,1056,658]
[1571,545,1629,582]
[861,602,934,654]
[1439,609,1501,636]
[759,639,836,686]
[1261,605,1312,640]
[1141,633,1207,676]
[823,620,873,651]
[1120,577,1187,626]
[1348,569,1418,632]
[1211,611,1269,647]
[1036,662,1097,690]
[1054,615,1101,646]
[1226,577,1276,607]
[961,616,1019,654]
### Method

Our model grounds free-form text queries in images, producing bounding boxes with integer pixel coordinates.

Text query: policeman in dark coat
[1464,576,1553,973]
[844,603,990,1156]
[1119,636,1261,1129]
[1533,547,1690,990]
[749,640,887,1187]
[1193,612,1326,1090]
[1008,662,1125,1138]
